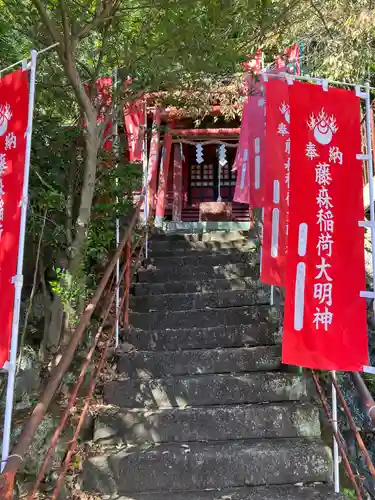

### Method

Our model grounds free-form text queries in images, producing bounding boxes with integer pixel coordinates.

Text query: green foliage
[343,488,357,499]
[49,267,82,323]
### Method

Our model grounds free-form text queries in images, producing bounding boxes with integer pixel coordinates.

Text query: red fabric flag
[261,79,290,286]
[147,108,161,210]
[84,77,113,151]
[124,100,145,162]
[0,70,28,367]
[283,82,368,371]
[96,77,113,151]
[233,52,264,205]
[248,78,266,208]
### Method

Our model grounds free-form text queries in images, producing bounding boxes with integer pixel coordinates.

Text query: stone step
[125,323,281,351]
[130,305,281,331]
[148,240,257,257]
[83,438,332,495]
[117,346,281,378]
[130,288,270,313]
[104,372,307,408]
[133,276,262,296]
[94,402,320,446]
[137,262,258,283]
[147,250,255,269]
[150,230,250,243]
[93,485,344,500]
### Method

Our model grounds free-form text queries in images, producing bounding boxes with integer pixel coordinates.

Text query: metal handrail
[0,194,145,494]
[312,371,364,499]
[351,372,375,426]
[28,232,145,498]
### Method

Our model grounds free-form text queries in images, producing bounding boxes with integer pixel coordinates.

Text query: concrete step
[88,485,343,500]
[150,230,250,243]
[83,438,332,495]
[137,262,258,283]
[147,250,255,269]
[133,276,262,296]
[130,305,281,331]
[130,288,270,313]
[148,240,257,257]
[117,346,281,378]
[103,372,307,408]
[94,402,320,446]
[125,323,282,351]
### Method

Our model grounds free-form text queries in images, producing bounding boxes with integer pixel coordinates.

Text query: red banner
[248,78,266,208]
[283,82,368,371]
[261,78,290,286]
[233,52,264,206]
[84,77,113,151]
[124,100,145,162]
[0,70,28,367]
[96,77,112,150]
[147,108,161,210]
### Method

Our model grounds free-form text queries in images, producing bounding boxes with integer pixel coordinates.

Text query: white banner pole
[143,101,149,258]
[364,83,375,304]
[1,49,38,470]
[113,69,120,348]
[331,371,340,493]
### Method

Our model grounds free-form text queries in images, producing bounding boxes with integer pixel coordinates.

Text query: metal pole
[365,83,375,305]
[332,371,340,493]
[1,49,37,470]
[113,69,120,348]
[143,100,149,258]
[217,147,222,202]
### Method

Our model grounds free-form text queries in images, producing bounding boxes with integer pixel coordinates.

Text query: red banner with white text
[0,70,28,367]
[282,82,368,371]
[261,79,290,286]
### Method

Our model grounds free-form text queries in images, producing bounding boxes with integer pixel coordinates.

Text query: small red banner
[283,82,368,371]
[261,79,290,286]
[124,100,145,162]
[147,108,161,210]
[233,53,264,206]
[0,70,28,367]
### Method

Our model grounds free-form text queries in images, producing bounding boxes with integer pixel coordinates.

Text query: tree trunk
[68,121,100,274]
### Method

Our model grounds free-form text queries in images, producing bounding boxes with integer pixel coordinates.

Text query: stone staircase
[83,230,342,499]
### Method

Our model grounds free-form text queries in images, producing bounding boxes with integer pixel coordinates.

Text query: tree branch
[60,0,72,57]
[309,0,334,40]
[31,0,63,50]
[75,0,120,39]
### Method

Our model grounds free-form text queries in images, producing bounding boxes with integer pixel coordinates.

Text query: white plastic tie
[321,79,329,91]
[358,220,375,228]
[286,75,294,86]
[355,85,367,99]
[356,153,369,161]
[11,274,23,288]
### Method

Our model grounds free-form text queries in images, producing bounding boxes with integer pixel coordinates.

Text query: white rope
[172,138,238,147]
[0,42,59,75]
